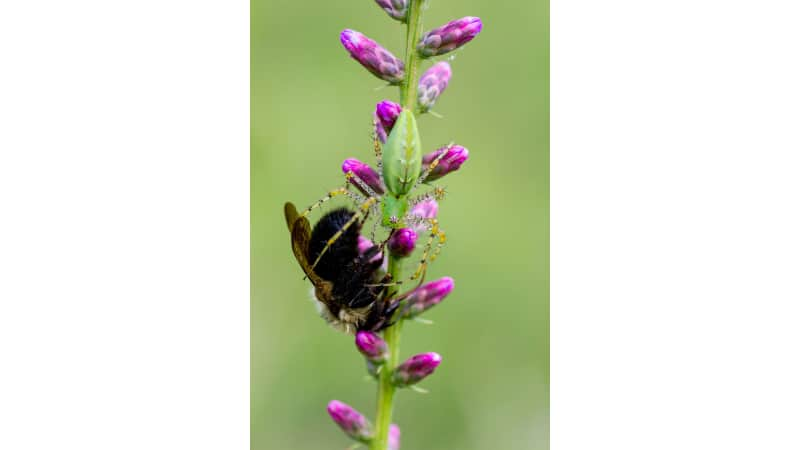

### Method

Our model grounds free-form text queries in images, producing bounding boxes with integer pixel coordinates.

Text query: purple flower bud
[411,199,439,220]
[392,352,442,387]
[417,17,483,58]
[374,100,402,143]
[327,400,374,442]
[400,277,454,319]
[418,62,452,112]
[342,158,385,195]
[389,424,401,450]
[358,236,386,268]
[388,228,417,258]
[422,145,469,182]
[341,29,405,84]
[355,331,389,363]
[374,0,408,22]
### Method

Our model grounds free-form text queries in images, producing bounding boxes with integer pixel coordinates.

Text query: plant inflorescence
[283,1,483,448]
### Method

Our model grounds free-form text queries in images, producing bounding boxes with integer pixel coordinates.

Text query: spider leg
[411,142,454,191]
[409,218,447,282]
[298,186,350,219]
[310,196,378,271]
[372,126,385,187]
[408,186,447,211]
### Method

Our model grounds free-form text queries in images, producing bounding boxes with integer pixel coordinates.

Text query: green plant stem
[371,4,424,448]
[399,0,424,111]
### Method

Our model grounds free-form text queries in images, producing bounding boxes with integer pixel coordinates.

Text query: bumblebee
[284,202,399,333]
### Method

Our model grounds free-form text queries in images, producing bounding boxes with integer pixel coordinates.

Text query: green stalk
[371,3,424,449]
[400,0,424,111]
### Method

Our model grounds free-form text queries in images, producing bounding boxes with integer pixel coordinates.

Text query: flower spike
[418,62,452,112]
[417,17,483,58]
[341,29,405,83]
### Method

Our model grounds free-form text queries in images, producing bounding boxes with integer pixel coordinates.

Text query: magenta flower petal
[355,331,389,363]
[418,61,452,112]
[341,29,404,83]
[389,424,401,450]
[342,158,385,195]
[422,145,469,182]
[417,17,483,58]
[375,0,408,22]
[388,228,417,258]
[392,352,442,387]
[400,277,454,319]
[374,100,402,143]
[327,400,374,442]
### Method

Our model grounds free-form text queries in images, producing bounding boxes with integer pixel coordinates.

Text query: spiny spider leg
[411,141,454,191]
[343,170,384,240]
[299,186,353,220]
[365,218,447,289]
[409,218,447,282]
[372,128,385,187]
[408,186,447,210]
[369,214,380,241]
[300,188,344,217]
[298,173,378,225]
[345,170,381,200]
[310,196,379,271]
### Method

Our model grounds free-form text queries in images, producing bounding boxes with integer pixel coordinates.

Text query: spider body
[285,202,399,333]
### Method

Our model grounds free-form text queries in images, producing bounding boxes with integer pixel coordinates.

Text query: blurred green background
[252,1,548,448]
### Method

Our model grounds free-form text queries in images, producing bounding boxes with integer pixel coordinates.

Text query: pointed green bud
[381,108,422,197]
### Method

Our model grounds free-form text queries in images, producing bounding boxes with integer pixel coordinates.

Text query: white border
[0,1,249,448]
[552,0,800,448]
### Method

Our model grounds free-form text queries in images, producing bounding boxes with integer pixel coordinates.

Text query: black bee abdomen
[308,208,361,280]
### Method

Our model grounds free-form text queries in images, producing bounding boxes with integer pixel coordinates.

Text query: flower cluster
[322,2,482,448]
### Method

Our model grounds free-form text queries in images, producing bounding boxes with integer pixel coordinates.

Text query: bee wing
[284,202,300,231]
[288,207,328,287]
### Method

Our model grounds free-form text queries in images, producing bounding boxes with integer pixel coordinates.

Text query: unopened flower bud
[418,62,452,112]
[342,158,385,195]
[388,228,417,257]
[374,100,402,143]
[392,352,442,387]
[400,277,454,319]
[422,145,469,182]
[358,236,383,262]
[411,199,439,220]
[417,17,483,58]
[375,0,408,22]
[389,424,401,450]
[355,331,389,364]
[341,29,404,84]
[327,400,374,442]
